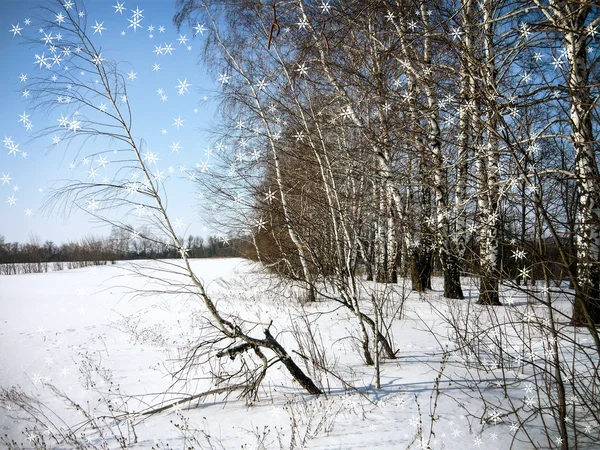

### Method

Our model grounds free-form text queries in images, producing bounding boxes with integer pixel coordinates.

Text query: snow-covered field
[0,258,594,449]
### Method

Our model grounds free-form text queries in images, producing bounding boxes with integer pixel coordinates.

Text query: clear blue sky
[0,0,220,244]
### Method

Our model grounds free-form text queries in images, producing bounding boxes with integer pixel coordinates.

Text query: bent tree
[28,0,322,396]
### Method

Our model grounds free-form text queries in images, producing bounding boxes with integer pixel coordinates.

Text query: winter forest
[1,0,600,449]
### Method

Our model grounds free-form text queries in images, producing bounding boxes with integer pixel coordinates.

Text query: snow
[0,259,590,448]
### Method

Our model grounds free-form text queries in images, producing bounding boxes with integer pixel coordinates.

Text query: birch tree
[390,0,465,298]
[174,0,400,364]
[27,0,323,398]
[476,0,503,305]
[534,0,600,326]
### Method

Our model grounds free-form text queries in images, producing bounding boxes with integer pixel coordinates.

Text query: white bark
[297,1,406,233]
[482,0,501,274]
[547,0,600,324]
[455,0,475,261]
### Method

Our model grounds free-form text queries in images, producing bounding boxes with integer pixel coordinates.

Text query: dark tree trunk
[359,311,398,359]
[477,275,502,306]
[366,263,373,281]
[443,254,464,299]
[362,337,374,366]
[572,269,600,326]
[568,257,576,290]
[410,248,432,292]
[306,284,316,303]
[377,265,398,283]
[390,266,398,283]
[263,328,322,395]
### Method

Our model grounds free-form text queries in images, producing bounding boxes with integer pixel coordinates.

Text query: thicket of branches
[173,0,599,322]
[171,0,600,447]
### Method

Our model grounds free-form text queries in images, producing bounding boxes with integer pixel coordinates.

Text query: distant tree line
[0,227,245,275]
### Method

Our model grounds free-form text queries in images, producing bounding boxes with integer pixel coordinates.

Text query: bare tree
[25,0,322,401]
[532,1,600,327]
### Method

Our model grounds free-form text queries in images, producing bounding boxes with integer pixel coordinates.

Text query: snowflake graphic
[176,78,191,95]
[92,21,106,35]
[172,116,185,129]
[113,1,125,14]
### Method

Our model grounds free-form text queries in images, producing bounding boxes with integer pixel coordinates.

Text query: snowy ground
[0,258,594,449]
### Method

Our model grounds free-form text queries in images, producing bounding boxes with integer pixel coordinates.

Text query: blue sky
[0,0,220,244]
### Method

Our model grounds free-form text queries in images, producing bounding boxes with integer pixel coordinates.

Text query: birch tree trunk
[419,3,463,299]
[546,1,600,326]
[455,0,474,271]
[403,68,432,293]
[533,0,600,326]
[477,0,502,305]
